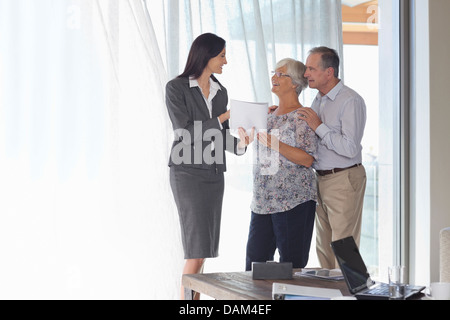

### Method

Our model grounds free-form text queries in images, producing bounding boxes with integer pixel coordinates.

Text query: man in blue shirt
[298,47,367,269]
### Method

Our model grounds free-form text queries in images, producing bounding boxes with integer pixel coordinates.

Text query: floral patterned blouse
[251,110,318,215]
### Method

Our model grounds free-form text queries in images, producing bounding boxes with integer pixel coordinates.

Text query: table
[182,269,352,300]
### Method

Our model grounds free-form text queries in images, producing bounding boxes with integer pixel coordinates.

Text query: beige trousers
[315,165,367,269]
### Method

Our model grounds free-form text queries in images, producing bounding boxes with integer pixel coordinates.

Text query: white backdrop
[0,0,183,299]
[0,0,342,299]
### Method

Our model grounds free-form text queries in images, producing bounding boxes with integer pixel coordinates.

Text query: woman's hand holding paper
[237,127,255,149]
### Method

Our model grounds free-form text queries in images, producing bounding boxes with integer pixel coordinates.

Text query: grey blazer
[165,77,242,173]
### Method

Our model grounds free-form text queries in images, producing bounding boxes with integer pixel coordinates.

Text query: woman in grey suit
[165,33,253,299]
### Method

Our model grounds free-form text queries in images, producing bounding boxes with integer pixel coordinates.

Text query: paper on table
[296,268,344,281]
[230,99,268,135]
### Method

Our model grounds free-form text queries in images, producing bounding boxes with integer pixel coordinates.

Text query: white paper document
[272,283,343,300]
[230,99,268,134]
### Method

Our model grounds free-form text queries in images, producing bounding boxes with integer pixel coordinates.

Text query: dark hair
[178,33,226,81]
[309,46,340,78]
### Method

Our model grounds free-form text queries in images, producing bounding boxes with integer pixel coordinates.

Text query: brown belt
[316,164,362,177]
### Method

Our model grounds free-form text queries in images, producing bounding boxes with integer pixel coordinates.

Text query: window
[209,0,403,281]
[342,0,402,281]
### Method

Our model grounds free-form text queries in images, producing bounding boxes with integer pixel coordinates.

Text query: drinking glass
[388,265,406,300]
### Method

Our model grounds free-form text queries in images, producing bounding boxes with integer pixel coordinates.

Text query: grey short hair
[276,58,308,96]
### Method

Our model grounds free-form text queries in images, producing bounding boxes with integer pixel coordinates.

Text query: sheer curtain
[0,0,342,299]
[0,0,183,299]
[148,0,343,273]
[150,0,343,105]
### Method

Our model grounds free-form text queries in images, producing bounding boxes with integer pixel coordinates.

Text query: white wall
[428,0,450,283]
[412,0,450,285]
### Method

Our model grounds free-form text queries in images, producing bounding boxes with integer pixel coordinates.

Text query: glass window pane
[343,0,400,281]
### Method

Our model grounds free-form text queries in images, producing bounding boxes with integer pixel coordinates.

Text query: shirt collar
[189,77,221,91]
[315,80,344,102]
[323,80,344,101]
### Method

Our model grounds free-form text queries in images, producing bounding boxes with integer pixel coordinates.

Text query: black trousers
[245,200,316,271]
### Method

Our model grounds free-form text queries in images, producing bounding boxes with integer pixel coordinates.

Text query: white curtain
[150,0,343,105]
[0,0,342,299]
[0,0,183,300]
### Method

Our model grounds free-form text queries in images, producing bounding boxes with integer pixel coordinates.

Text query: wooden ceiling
[343,0,379,45]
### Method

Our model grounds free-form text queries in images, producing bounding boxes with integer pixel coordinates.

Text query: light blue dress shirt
[311,81,367,171]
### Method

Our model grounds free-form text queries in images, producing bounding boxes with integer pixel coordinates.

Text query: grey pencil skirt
[170,166,225,259]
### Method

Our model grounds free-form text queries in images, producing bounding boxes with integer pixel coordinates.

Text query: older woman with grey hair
[245,58,318,271]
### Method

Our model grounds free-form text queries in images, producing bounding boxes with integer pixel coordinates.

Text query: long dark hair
[178,33,226,81]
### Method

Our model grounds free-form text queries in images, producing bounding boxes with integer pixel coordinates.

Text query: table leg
[184,287,195,300]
